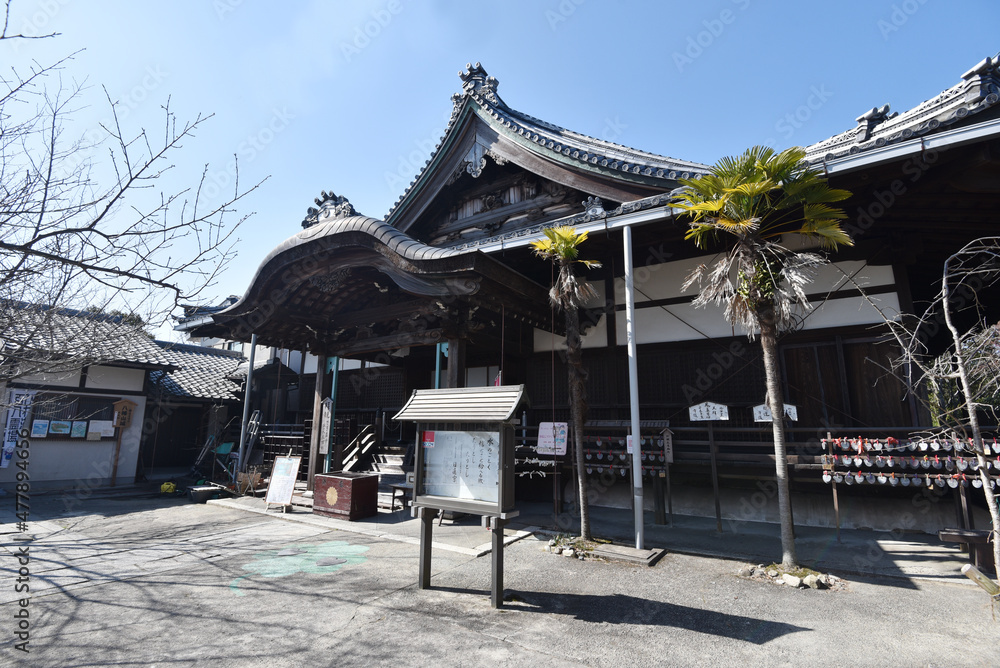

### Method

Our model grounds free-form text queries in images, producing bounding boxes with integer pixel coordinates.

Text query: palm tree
[532,226,602,541]
[672,146,853,568]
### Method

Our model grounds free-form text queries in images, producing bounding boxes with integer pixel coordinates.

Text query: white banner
[2,390,36,468]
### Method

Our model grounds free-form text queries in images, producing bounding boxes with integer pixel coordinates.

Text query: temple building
[193,59,1000,534]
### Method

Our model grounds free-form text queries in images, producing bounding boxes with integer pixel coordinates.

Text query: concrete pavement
[1,488,998,667]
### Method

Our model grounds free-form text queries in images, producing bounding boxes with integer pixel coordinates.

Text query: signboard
[49,420,72,436]
[661,429,674,464]
[318,398,333,455]
[689,402,729,421]
[265,455,301,506]
[2,390,35,468]
[113,399,137,428]
[752,404,798,422]
[421,431,499,504]
[30,420,49,438]
[536,422,568,456]
[88,420,115,439]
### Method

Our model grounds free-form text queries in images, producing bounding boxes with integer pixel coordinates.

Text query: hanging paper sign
[688,402,729,421]
[537,422,567,455]
[752,404,798,422]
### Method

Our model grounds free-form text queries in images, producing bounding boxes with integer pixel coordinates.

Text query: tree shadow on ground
[432,587,808,645]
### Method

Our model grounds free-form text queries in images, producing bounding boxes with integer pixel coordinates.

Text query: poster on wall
[71,421,88,438]
[421,430,499,503]
[2,390,35,468]
[49,420,72,436]
[30,420,49,439]
[88,420,115,439]
[536,422,568,456]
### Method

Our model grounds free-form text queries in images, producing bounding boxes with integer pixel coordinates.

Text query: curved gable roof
[386,63,709,233]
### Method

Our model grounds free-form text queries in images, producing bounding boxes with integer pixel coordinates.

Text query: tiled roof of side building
[1,302,173,368]
[149,341,245,401]
[805,55,1000,165]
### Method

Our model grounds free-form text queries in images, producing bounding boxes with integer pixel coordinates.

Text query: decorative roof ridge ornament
[301,190,359,229]
[582,196,606,221]
[460,62,504,108]
[961,55,1000,104]
[854,104,895,142]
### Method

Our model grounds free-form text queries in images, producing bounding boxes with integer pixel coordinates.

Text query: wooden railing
[342,424,377,472]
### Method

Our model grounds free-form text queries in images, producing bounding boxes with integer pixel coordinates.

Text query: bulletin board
[420,430,499,503]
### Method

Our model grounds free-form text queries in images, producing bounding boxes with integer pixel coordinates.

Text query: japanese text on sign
[421,431,499,503]
[688,402,729,421]
[752,404,798,422]
[537,422,567,456]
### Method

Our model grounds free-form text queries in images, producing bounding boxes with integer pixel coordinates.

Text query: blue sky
[3,0,999,339]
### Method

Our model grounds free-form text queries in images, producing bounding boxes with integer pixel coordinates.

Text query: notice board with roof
[393,384,524,519]
[393,384,527,608]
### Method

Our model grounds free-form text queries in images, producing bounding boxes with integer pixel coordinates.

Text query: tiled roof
[149,341,245,401]
[227,356,297,381]
[384,63,710,223]
[1,302,173,369]
[805,55,1000,164]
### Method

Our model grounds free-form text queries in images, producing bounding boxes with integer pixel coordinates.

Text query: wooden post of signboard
[418,506,433,589]
[708,422,722,533]
[490,516,505,609]
[828,432,841,543]
[688,402,727,533]
[109,399,137,487]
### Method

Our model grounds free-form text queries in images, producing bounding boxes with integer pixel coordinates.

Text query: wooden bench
[938,528,995,573]
[389,472,415,512]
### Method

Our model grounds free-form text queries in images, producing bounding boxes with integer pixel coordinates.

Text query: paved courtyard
[2,492,998,667]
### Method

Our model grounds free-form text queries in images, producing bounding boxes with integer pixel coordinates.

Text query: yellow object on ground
[160,482,176,494]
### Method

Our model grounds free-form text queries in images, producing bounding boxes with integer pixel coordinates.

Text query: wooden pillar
[446,338,466,389]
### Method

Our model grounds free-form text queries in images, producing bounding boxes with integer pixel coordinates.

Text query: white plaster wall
[0,395,146,490]
[18,369,81,387]
[85,366,145,392]
[532,280,608,351]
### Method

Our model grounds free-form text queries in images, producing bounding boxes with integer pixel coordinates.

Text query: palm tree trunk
[565,302,591,541]
[758,306,798,568]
